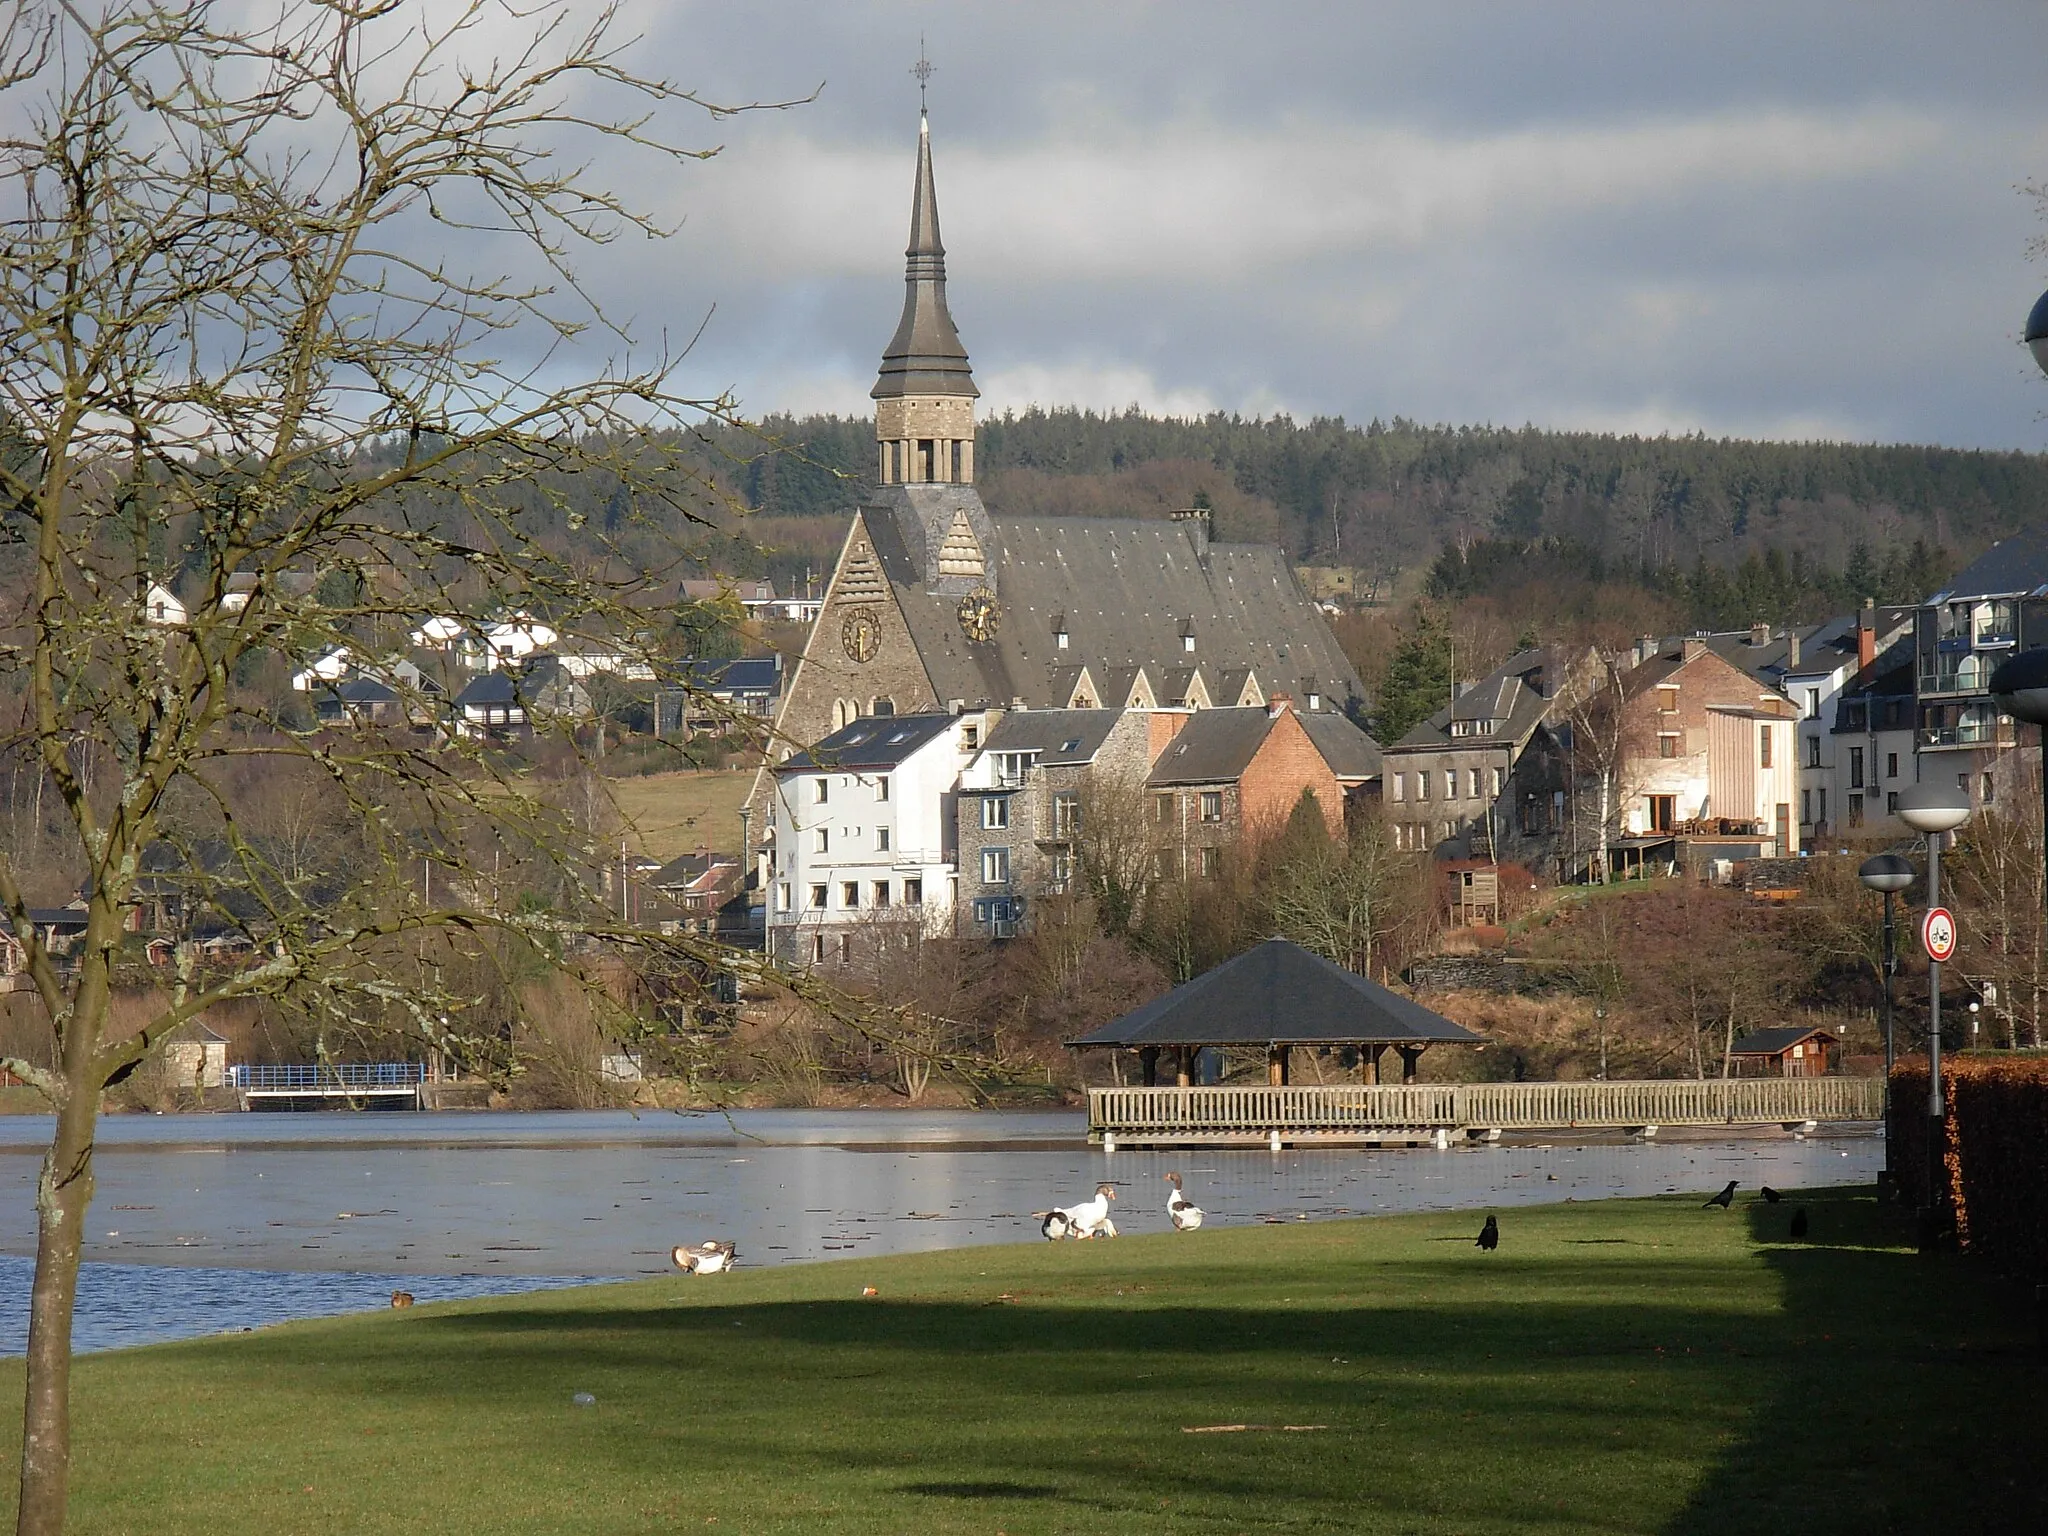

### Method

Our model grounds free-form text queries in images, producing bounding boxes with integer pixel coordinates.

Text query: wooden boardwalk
[1088,1077,1885,1148]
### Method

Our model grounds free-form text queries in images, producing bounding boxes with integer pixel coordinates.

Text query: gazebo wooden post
[1176,1047,1194,1088]
[1139,1046,1160,1087]
[1267,1044,1290,1086]
[1398,1044,1424,1085]
[1361,1044,1386,1085]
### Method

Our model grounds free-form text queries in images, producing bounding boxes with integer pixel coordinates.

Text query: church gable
[937,508,986,579]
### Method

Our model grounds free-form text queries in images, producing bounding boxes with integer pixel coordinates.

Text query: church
[748,110,1366,837]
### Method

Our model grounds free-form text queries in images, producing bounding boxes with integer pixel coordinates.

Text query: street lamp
[1858,852,1914,1080]
[1895,781,1972,1242]
[2027,285,2048,378]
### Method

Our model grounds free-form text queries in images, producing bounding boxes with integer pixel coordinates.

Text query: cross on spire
[911,36,934,114]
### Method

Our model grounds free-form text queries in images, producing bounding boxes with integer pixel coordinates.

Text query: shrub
[1889,1056,2048,1273]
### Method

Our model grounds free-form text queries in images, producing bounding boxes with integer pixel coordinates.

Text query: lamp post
[1895,781,1972,1242]
[1858,852,1914,1080]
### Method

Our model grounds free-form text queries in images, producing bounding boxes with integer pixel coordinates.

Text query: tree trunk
[18,1088,99,1536]
[1595,772,1611,885]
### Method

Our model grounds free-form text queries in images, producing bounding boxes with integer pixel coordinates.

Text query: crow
[1476,1215,1499,1251]
[1760,1186,1783,1204]
[1702,1181,1737,1209]
[1790,1208,1809,1240]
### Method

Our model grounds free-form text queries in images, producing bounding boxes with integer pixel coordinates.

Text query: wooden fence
[1087,1077,1885,1146]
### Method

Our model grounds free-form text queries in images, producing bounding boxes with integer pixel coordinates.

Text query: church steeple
[873,112,977,486]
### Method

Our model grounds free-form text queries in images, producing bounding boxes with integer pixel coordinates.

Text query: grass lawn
[5,1187,2039,1534]
[606,769,753,862]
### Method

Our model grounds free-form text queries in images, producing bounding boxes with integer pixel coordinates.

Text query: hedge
[1889,1055,2048,1273]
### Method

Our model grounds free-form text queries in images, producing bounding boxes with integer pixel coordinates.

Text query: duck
[1069,1182,1118,1239]
[1164,1172,1204,1231]
[672,1239,737,1275]
[389,1290,415,1308]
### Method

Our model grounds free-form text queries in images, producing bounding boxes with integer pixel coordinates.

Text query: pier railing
[229,1063,425,1092]
[1087,1077,1885,1144]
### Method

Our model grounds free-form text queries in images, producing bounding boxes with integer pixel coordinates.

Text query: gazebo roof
[1729,1025,1836,1057]
[1068,938,1484,1050]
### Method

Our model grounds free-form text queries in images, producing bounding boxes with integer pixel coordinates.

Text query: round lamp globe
[1895,782,1973,836]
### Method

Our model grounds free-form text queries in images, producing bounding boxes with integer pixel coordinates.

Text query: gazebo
[1069,937,1484,1087]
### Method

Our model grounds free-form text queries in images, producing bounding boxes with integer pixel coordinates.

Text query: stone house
[1828,635,1918,840]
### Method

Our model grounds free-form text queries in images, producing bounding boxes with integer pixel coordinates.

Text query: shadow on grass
[1662,1187,2044,1535]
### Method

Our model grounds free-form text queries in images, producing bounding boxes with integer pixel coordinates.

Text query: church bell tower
[871,111,978,486]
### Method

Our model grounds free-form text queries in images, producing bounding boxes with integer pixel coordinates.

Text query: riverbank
[5,1186,2037,1534]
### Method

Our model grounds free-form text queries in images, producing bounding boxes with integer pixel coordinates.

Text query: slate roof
[1391,649,1558,753]
[1729,1025,1836,1056]
[1069,938,1485,1048]
[1148,707,1275,786]
[1299,712,1383,783]
[979,708,1122,766]
[1697,608,1914,687]
[683,657,782,694]
[777,711,957,772]
[1942,526,2048,600]
[861,489,1365,716]
[871,117,976,401]
[453,671,519,708]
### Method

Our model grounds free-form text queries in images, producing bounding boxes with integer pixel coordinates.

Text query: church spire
[873,109,977,486]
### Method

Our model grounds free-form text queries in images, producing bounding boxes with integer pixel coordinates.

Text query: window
[1886,792,1899,815]
[813,778,829,805]
[1491,767,1504,797]
[1055,628,1069,650]
[838,933,852,963]
[1806,688,1820,719]
[1415,772,1430,802]
[962,723,979,750]
[1648,795,1676,833]
[1307,692,1322,711]
[1053,792,1080,835]
[1818,788,1827,825]
[870,697,895,717]
[1802,789,1812,824]
[1849,747,1864,789]
[777,883,791,913]
[904,878,923,906]
[1199,791,1223,822]
[1958,773,1969,792]
[1659,733,1679,758]
[873,881,891,908]
[1050,848,1074,889]
[1467,770,1481,798]
[841,881,860,908]
[1886,752,1898,780]
[1199,846,1220,879]
[981,847,1010,884]
[1391,773,1405,802]
[1806,734,1822,768]
[1154,793,1173,824]
[994,751,1034,787]
[1849,793,1864,827]
[1182,633,1196,653]
[875,777,890,802]
[809,884,827,910]
[812,827,829,854]
[1983,773,1995,802]
[1656,684,1679,712]
[1759,726,1773,769]
[1152,850,1172,878]
[875,826,891,852]
[811,934,826,964]
[1443,770,1457,800]
[982,796,1011,830]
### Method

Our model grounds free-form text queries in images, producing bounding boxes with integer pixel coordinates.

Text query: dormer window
[1052,614,1069,650]
[1180,618,1196,653]
[1307,692,1321,712]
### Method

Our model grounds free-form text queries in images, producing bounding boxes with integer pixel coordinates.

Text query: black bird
[1760,1186,1783,1204]
[1476,1215,1499,1251]
[1789,1208,1809,1239]
[1702,1181,1737,1210]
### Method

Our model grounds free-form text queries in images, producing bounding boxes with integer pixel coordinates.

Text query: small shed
[1728,1024,1841,1079]
[164,1023,230,1089]
[1068,937,1485,1087]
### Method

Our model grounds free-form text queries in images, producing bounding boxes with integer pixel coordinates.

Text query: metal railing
[230,1063,425,1092]
[1087,1077,1885,1138]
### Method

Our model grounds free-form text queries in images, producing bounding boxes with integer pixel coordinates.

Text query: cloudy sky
[564,3,2048,449]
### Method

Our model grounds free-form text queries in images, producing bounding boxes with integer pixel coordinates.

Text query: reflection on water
[0,1109,1884,1353]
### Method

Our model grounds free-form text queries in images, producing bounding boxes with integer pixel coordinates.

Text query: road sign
[1922,906,1957,964]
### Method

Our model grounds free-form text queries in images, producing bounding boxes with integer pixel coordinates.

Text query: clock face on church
[957,587,1001,643]
[841,607,881,664]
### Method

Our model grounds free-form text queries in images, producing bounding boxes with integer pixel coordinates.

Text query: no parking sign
[1922,906,1957,963]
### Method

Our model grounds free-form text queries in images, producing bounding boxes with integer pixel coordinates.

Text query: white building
[143,583,187,628]
[767,712,971,969]
[1778,606,1914,849]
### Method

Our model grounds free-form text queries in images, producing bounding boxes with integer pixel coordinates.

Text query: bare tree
[1560,654,1652,883]
[0,5,802,1527]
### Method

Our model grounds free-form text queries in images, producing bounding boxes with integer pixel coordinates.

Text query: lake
[0,1108,1883,1352]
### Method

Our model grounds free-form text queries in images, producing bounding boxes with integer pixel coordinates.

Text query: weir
[1087,1077,1886,1148]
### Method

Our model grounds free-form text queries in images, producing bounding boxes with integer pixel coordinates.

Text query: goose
[1034,1208,1076,1241]
[1164,1172,1204,1231]
[672,1239,737,1275]
[1069,1182,1118,1239]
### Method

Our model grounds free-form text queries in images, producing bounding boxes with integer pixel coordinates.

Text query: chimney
[1748,622,1770,648]
[1857,599,1876,669]
[1169,506,1212,553]
[1786,632,1801,669]
[1266,692,1292,720]
[1682,637,1708,664]
[1636,633,1658,666]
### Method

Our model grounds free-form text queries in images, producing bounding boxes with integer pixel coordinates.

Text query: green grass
[606,768,753,861]
[6,1189,2040,1534]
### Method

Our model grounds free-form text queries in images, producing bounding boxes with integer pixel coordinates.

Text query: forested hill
[711,409,2048,624]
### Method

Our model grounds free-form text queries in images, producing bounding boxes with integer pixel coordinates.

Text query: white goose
[1034,1183,1117,1240]
[672,1239,737,1275]
[1165,1171,1204,1231]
